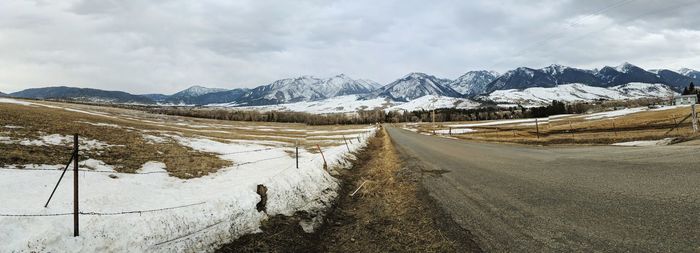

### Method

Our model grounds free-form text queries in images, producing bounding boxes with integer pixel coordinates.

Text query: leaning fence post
[73,134,79,237]
[342,135,350,152]
[316,144,327,170]
[535,119,540,139]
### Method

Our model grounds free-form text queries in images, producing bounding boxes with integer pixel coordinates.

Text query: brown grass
[1,99,374,178]
[410,106,700,145]
[0,103,231,178]
[316,127,471,252]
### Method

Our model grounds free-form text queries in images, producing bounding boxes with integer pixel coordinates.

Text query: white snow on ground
[0,126,377,252]
[0,98,34,106]
[386,95,480,112]
[580,107,648,120]
[447,117,550,128]
[435,128,475,134]
[612,138,676,147]
[142,134,168,144]
[77,121,121,128]
[3,125,24,129]
[206,95,480,114]
[10,134,117,150]
[209,95,393,114]
[486,83,676,106]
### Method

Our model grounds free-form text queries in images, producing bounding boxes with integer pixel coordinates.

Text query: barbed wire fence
[0,128,377,244]
[412,105,699,142]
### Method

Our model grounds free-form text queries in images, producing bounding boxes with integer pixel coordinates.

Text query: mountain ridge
[8,63,698,108]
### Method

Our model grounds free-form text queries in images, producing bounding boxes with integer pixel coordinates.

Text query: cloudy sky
[1,0,699,94]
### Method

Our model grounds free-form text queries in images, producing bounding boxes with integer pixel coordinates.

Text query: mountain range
[5,63,699,108]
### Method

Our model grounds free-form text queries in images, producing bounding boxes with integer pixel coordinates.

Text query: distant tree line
[35,96,666,125]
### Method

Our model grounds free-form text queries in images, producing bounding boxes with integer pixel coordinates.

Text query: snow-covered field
[0,98,377,252]
[486,83,676,106]
[206,95,480,114]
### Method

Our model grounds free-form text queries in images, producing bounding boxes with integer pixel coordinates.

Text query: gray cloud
[0,0,698,94]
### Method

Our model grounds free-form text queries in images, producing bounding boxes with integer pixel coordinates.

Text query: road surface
[386,126,700,252]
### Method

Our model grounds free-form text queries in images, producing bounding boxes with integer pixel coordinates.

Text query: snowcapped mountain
[652,69,698,90]
[238,74,380,105]
[678,68,700,80]
[595,62,662,87]
[446,70,499,97]
[0,91,6,97]
[484,67,559,93]
[373,73,460,102]
[485,83,675,106]
[481,62,694,96]
[8,63,697,111]
[164,85,228,104]
[173,85,227,97]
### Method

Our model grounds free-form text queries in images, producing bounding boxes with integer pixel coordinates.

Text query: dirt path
[217,127,481,252]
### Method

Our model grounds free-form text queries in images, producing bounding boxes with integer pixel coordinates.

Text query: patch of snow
[142,134,168,144]
[0,127,378,252]
[0,98,34,106]
[581,107,647,120]
[435,128,475,134]
[16,134,117,150]
[486,83,676,106]
[78,121,121,128]
[612,138,676,147]
[448,117,549,128]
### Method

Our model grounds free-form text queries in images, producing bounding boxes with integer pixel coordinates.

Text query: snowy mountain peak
[615,62,637,73]
[403,72,430,79]
[447,70,500,97]
[173,85,227,97]
[542,64,570,74]
[376,73,459,102]
[678,68,698,76]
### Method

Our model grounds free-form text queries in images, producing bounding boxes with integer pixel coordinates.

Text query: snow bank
[612,138,676,147]
[435,128,475,134]
[0,127,377,252]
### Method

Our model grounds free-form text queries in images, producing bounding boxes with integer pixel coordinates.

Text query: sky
[1,0,699,94]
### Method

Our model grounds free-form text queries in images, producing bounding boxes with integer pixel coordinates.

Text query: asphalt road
[386,126,700,252]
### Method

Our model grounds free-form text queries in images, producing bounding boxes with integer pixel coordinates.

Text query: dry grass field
[0,98,372,178]
[403,105,700,145]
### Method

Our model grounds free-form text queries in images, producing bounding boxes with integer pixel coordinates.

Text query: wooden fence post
[612,120,618,137]
[692,104,698,133]
[535,119,540,139]
[342,135,350,152]
[295,140,299,169]
[73,134,79,237]
[569,121,575,138]
[316,144,327,170]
